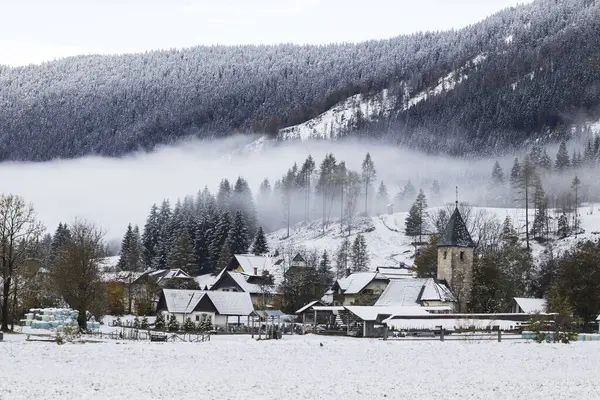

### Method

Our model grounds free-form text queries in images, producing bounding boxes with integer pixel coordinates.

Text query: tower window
[460,251,465,261]
[443,251,447,260]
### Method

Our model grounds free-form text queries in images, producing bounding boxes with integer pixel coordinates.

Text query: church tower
[437,205,475,312]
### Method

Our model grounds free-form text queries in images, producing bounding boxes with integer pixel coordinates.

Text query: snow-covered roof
[233,254,273,275]
[375,279,455,307]
[345,306,430,321]
[513,298,546,314]
[161,289,205,314]
[383,317,525,331]
[205,291,254,316]
[336,272,388,294]
[195,273,218,290]
[161,289,254,316]
[295,300,324,314]
[376,267,415,279]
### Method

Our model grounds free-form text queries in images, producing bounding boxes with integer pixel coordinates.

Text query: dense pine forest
[0,0,599,161]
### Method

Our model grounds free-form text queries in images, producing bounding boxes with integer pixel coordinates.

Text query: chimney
[253,267,258,275]
[345,268,351,278]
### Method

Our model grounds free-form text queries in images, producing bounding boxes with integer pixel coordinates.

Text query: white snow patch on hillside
[405,54,487,110]
[504,34,514,44]
[277,89,396,141]
[267,205,600,271]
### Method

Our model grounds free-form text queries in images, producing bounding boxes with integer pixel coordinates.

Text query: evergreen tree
[299,155,316,223]
[557,213,570,239]
[403,181,416,201]
[142,204,160,268]
[251,226,269,255]
[216,179,232,209]
[572,175,582,235]
[531,181,548,240]
[184,317,195,332]
[361,153,376,215]
[491,161,505,185]
[155,313,166,330]
[208,211,232,272]
[350,234,370,272]
[405,189,429,242]
[509,157,521,187]
[538,149,552,171]
[226,210,250,255]
[152,200,172,269]
[335,238,351,278]
[193,216,211,274]
[318,250,334,290]
[141,316,149,329]
[167,227,197,274]
[230,177,258,237]
[117,223,143,271]
[167,314,180,332]
[430,179,441,198]
[512,155,539,250]
[375,181,390,215]
[50,222,72,264]
[414,234,438,278]
[555,141,570,171]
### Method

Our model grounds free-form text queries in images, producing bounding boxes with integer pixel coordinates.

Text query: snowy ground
[1,334,600,399]
[268,204,600,269]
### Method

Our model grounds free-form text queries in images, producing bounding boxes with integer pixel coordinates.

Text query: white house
[505,298,547,314]
[156,289,255,329]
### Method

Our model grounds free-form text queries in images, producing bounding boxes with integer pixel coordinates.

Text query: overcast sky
[0,0,531,66]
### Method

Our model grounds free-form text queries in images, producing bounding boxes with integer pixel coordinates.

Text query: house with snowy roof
[374,278,455,311]
[330,272,390,306]
[505,298,547,314]
[210,254,284,308]
[156,289,255,329]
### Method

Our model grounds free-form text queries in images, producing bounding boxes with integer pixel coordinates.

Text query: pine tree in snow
[117,223,143,271]
[226,210,250,256]
[318,250,334,289]
[405,189,429,242]
[509,158,521,187]
[208,211,232,271]
[50,222,72,264]
[184,317,195,332]
[491,161,505,185]
[155,313,166,330]
[531,181,548,240]
[375,181,390,215]
[152,200,172,270]
[230,177,258,237]
[142,203,160,268]
[557,213,570,238]
[350,234,370,272]
[167,314,180,332]
[555,141,570,171]
[167,227,197,274]
[251,226,269,255]
[335,238,351,278]
[216,179,232,210]
[538,150,552,171]
[361,152,376,215]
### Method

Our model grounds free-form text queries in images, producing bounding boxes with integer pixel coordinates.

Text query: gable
[212,272,245,292]
[193,293,218,314]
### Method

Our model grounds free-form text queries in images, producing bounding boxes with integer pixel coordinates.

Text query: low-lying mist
[0,135,596,241]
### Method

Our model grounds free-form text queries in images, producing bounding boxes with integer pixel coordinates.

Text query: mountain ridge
[0,0,598,161]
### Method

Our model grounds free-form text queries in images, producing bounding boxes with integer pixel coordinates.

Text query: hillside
[267,204,600,270]
[0,0,599,161]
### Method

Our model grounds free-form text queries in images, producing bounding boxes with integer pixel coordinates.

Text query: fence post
[498,330,502,342]
[439,326,444,342]
[383,324,388,341]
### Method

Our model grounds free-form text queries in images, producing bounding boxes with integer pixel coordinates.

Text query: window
[195,315,200,322]
[460,251,465,261]
[443,251,447,260]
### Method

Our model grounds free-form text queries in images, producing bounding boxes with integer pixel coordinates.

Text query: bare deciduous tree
[0,195,44,331]
[52,220,106,329]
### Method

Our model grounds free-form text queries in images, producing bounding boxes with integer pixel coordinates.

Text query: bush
[167,314,180,332]
[155,313,166,330]
[183,317,195,332]
[140,316,149,329]
[133,316,140,329]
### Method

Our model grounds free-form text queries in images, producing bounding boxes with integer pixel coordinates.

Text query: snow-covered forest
[0,0,598,161]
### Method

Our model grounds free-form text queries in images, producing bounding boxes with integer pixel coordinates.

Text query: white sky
[0,0,531,66]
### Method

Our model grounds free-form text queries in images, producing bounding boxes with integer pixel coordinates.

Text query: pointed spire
[455,186,459,209]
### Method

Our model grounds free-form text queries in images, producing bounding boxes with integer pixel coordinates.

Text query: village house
[374,278,455,311]
[211,254,284,308]
[330,272,390,306]
[156,289,255,330]
[505,297,547,314]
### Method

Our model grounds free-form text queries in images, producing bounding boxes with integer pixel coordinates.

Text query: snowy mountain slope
[277,89,396,141]
[266,204,600,271]
[404,54,487,110]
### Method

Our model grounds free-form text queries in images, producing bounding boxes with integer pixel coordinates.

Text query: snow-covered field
[1,334,599,399]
